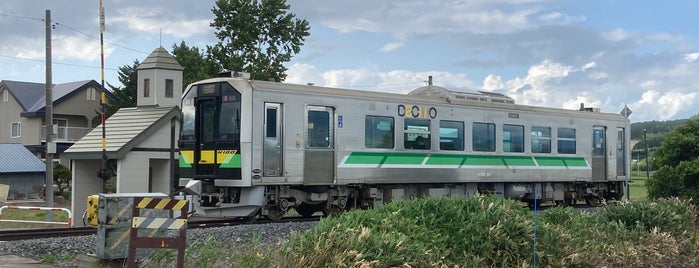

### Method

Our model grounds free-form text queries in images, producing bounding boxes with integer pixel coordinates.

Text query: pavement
[0,255,60,267]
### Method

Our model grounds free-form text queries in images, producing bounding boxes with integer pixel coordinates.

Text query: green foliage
[278,197,699,268]
[172,41,221,87]
[631,119,687,140]
[105,60,139,116]
[53,163,71,194]
[208,0,310,82]
[648,117,699,201]
[280,196,546,267]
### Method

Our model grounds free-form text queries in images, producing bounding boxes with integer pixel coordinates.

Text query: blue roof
[0,144,46,174]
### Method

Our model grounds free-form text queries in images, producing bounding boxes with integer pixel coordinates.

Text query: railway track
[0,216,320,241]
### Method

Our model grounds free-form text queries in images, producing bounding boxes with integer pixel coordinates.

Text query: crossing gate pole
[127,197,188,268]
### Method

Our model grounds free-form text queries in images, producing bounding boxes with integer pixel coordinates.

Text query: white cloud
[632,90,697,120]
[380,42,404,52]
[602,28,631,42]
[482,74,504,91]
[562,93,602,111]
[111,8,210,38]
[684,53,699,62]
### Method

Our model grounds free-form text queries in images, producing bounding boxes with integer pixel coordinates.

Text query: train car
[178,72,631,220]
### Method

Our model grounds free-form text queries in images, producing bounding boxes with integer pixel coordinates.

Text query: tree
[647,116,699,201]
[172,41,221,87]
[53,163,71,195]
[208,0,310,82]
[105,60,139,116]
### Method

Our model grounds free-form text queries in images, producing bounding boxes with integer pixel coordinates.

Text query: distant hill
[630,118,688,151]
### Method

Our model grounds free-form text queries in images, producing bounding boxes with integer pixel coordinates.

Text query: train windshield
[181,82,241,143]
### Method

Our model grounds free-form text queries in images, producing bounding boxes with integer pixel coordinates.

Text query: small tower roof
[137,46,184,71]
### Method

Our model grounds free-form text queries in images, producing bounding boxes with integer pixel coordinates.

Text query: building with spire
[64,47,183,223]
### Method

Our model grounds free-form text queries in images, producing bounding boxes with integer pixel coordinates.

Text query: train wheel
[267,207,285,221]
[294,204,316,218]
[585,196,600,207]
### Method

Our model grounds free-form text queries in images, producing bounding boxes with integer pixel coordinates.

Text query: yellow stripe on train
[179,150,238,164]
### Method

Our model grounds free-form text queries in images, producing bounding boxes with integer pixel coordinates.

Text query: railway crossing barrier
[0,205,72,227]
[127,197,189,268]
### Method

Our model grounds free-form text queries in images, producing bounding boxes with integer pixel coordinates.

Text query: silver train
[178,72,631,220]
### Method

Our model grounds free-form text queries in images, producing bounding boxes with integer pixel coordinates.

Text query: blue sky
[1,0,697,122]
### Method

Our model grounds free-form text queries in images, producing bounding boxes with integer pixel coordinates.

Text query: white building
[64,47,183,224]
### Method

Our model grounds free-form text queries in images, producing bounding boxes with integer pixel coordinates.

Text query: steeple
[136,46,184,108]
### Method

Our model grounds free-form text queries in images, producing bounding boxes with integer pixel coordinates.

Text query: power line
[0,12,149,55]
[0,54,119,71]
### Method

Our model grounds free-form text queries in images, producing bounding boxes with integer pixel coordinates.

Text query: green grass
[629,175,648,200]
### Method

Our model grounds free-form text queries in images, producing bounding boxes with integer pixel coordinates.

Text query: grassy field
[0,199,72,229]
[629,170,650,201]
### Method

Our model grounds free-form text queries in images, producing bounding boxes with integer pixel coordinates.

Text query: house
[0,143,46,200]
[0,79,111,165]
[64,46,183,224]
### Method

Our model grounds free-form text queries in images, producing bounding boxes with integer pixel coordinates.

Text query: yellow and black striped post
[127,197,188,268]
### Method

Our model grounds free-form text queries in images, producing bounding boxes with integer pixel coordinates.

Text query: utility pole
[643,129,650,180]
[45,9,55,223]
[97,0,109,192]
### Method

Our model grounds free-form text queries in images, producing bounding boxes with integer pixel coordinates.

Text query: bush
[279,197,699,268]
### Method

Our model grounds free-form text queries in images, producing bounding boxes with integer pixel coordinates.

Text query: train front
[178,75,263,217]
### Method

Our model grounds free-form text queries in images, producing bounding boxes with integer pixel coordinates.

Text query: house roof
[137,46,184,71]
[63,106,180,159]
[0,79,112,117]
[0,144,45,174]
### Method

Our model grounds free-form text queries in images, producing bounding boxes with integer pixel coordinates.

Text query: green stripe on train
[219,153,242,168]
[343,152,586,167]
[179,155,192,168]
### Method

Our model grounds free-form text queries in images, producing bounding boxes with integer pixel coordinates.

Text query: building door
[263,103,283,176]
[592,126,607,181]
[303,106,335,184]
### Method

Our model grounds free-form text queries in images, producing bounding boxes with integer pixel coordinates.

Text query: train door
[195,97,217,176]
[616,127,626,176]
[592,126,607,181]
[304,106,335,184]
[263,103,283,176]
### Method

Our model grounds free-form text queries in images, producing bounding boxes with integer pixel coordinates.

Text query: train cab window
[439,120,464,151]
[365,116,394,149]
[404,118,430,150]
[219,83,241,141]
[180,87,197,141]
[503,124,524,153]
[531,126,551,153]
[473,122,495,152]
[557,127,576,154]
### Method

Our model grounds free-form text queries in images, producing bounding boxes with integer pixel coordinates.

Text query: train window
[617,127,626,176]
[439,120,464,151]
[365,116,394,149]
[266,108,277,138]
[180,87,197,141]
[503,124,524,153]
[307,110,331,148]
[218,83,241,140]
[473,122,496,152]
[557,127,576,154]
[531,126,551,153]
[404,118,430,150]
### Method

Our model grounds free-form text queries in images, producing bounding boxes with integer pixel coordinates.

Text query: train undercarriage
[183,179,626,220]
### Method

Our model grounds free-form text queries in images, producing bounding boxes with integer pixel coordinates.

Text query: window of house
[365,116,394,149]
[2,90,8,102]
[53,118,68,140]
[531,126,551,153]
[557,127,576,154]
[86,87,97,101]
[165,79,174,98]
[11,122,21,138]
[503,124,524,153]
[439,120,463,151]
[473,122,495,152]
[404,118,430,150]
[143,78,150,97]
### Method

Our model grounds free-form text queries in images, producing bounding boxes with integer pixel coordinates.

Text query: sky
[1,0,698,123]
